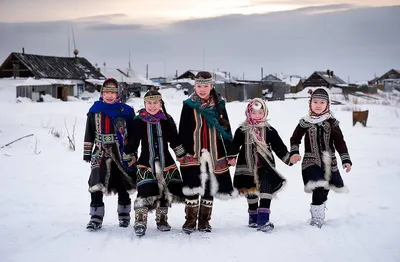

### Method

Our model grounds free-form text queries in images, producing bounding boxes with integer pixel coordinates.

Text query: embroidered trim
[299,119,312,128]
[173,144,186,157]
[195,78,212,84]
[144,95,162,101]
[282,152,290,164]
[340,153,351,162]
[101,86,118,93]
[84,142,93,155]
[290,145,299,153]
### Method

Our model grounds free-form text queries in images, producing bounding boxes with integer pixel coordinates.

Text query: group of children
[83,72,352,236]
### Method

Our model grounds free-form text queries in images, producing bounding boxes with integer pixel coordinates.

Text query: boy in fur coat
[128,90,186,236]
[83,78,137,230]
[290,88,352,228]
[232,98,292,232]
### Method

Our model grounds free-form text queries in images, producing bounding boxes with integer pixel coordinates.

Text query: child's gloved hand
[290,154,301,164]
[343,163,351,173]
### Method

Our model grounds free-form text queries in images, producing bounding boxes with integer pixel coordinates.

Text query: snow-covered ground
[1,87,399,262]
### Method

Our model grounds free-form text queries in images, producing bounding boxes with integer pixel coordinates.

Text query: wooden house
[0,51,104,101]
[302,70,346,88]
[261,74,287,100]
[370,69,400,92]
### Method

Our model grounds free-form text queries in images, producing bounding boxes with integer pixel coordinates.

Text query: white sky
[0,0,399,24]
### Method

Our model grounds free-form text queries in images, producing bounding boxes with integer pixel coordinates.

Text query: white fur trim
[182,186,205,196]
[154,161,174,204]
[322,151,332,181]
[305,150,348,193]
[134,196,158,209]
[127,189,137,195]
[304,181,349,193]
[304,180,329,193]
[89,183,106,193]
[200,149,219,195]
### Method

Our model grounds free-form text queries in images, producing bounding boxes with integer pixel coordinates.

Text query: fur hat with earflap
[309,88,330,115]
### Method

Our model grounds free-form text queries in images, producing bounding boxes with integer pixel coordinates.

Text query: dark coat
[178,102,237,199]
[83,110,136,195]
[232,124,291,196]
[290,118,352,193]
[128,114,186,209]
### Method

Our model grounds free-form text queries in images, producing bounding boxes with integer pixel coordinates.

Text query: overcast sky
[0,0,398,24]
[0,1,399,81]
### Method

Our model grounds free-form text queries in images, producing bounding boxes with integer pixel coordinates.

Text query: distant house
[150,77,167,84]
[280,75,305,93]
[370,69,400,92]
[261,74,287,100]
[100,68,155,98]
[0,51,104,101]
[302,70,346,89]
[176,70,231,82]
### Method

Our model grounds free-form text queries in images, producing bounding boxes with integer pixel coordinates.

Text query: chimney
[327,69,330,77]
[22,47,25,54]
[330,71,334,77]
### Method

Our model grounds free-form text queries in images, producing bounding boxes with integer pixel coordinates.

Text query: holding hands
[290,154,301,164]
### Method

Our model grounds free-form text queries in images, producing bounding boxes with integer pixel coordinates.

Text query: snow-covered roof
[170,78,195,85]
[280,74,304,86]
[85,79,105,85]
[0,78,30,89]
[100,68,155,86]
[16,77,77,86]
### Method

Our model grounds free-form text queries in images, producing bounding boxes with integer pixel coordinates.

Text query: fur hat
[101,78,119,94]
[310,88,329,103]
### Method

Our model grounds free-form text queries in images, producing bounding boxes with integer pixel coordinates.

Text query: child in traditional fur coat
[179,71,238,234]
[128,90,186,236]
[232,98,292,232]
[289,88,352,228]
[83,78,137,230]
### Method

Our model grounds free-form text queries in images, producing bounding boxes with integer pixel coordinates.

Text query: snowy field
[1,86,399,262]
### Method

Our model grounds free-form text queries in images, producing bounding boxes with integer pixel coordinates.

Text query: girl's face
[102,90,117,104]
[145,100,162,115]
[195,83,212,99]
[250,109,265,121]
[310,98,328,114]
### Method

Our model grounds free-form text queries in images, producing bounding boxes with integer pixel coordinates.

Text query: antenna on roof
[68,26,71,57]
[128,51,131,70]
[71,26,79,57]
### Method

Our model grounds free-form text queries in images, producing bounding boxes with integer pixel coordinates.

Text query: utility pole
[67,26,70,57]
[128,51,131,70]
[146,64,149,79]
